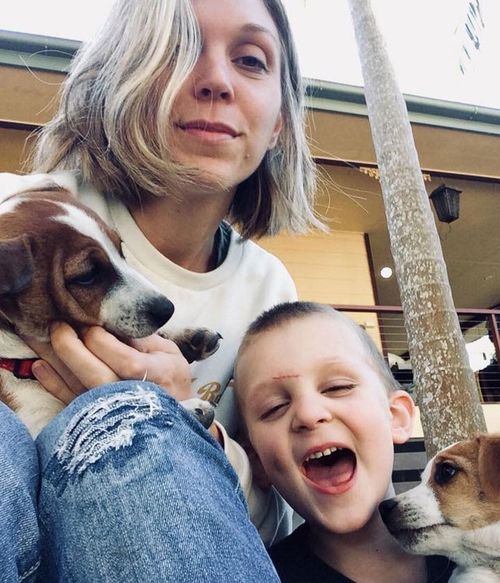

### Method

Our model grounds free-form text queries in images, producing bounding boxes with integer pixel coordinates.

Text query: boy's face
[235,314,413,535]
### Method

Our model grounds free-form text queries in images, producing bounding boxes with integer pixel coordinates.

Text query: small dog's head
[0,185,174,340]
[380,434,500,564]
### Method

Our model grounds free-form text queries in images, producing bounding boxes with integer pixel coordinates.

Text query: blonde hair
[32,0,321,239]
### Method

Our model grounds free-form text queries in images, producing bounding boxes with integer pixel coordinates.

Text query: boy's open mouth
[302,447,357,490]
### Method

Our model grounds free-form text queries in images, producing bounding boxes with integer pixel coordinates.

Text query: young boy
[234,301,454,583]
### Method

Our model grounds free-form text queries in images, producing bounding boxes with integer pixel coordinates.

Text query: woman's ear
[267,112,283,150]
[389,390,415,444]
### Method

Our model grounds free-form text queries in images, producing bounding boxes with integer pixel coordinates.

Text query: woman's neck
[130,187,234,273]
[307,514,427,583]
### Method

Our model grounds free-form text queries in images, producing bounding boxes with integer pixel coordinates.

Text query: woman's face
[170,0,284,194]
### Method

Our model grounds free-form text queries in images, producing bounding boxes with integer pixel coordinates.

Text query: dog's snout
[147,296,175,329]
[379,498,399,523]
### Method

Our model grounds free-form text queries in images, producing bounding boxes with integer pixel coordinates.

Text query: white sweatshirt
[0,171,297,545]
[77,181,297,545]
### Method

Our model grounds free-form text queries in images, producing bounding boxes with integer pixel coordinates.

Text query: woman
[0,0,320,580]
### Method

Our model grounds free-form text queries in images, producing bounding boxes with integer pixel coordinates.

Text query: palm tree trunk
[347,0,486,456]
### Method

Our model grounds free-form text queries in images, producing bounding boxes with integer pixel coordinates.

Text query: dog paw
[180,398,215,429]
[168,328,222,363]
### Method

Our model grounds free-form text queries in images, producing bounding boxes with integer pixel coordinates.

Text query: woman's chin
[174,162,239,198]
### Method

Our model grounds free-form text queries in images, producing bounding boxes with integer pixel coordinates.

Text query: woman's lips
[178,120,239,139]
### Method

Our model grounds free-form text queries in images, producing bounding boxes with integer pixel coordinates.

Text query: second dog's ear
[0,235,33,295]
[478,434,500,500]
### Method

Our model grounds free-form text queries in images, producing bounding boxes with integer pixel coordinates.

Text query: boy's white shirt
[0,172,295,545]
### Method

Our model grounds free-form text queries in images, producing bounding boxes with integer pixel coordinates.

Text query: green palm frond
[460,0,485,74]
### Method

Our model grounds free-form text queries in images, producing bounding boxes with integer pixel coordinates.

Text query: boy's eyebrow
[244,379,278,395]
[244,373,300,395]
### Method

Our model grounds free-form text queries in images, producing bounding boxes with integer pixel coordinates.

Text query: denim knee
[51,384,173,484]
[36,382,278,582]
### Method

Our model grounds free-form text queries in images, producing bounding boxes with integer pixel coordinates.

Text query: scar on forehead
[272,373,300,380]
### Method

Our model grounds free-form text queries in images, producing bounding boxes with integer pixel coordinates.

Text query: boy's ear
[389,390,415,444]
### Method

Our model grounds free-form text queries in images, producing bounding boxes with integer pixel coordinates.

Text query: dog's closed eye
[64,248,112,288]
[434,461,459,485]
[67,262,101,286]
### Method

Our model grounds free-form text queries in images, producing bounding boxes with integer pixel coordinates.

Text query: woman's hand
[24,323,193,405]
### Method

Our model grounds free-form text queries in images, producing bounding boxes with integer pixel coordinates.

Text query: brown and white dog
[380,434,500,582]
[0,174,219,437]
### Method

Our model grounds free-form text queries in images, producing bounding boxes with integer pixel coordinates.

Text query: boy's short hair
[238,301,402,393]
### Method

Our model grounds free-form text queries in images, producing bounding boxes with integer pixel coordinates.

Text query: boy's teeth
[307,447,339,461]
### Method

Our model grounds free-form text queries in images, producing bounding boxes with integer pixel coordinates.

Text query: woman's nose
[292,397,333,432]
[192,54,234,102]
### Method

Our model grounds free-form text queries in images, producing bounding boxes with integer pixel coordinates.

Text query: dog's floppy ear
[477,433,500,500]
[0,235,34,295]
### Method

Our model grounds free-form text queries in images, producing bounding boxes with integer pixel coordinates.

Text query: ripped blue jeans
[0,382,279,582]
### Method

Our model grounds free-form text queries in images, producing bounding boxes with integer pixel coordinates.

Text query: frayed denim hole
[19,558,41,582]
[44,387,175,495]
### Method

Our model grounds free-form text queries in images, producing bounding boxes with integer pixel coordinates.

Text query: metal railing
[331,304,500,403]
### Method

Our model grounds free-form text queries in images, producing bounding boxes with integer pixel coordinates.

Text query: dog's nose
[147,296,175,328]
[379,498,398,522]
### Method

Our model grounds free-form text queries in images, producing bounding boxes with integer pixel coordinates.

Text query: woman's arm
[25,323,224,441]
[25,323,193,403]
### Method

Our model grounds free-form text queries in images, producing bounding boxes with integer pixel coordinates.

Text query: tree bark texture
[348,0,486,456]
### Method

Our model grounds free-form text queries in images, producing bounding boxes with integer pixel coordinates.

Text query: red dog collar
[0,357,38,380]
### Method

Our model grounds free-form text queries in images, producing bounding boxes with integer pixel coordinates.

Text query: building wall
[260,230,373,304]
[0,64,63,173]
[260,230,382,350]
[0,127,33,172]
[0,65,62,123]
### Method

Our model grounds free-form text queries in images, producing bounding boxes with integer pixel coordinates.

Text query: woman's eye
[235,55,268,72]
[68,264,100,286]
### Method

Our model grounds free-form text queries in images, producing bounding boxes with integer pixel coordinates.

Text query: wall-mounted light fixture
[429,184,461,223]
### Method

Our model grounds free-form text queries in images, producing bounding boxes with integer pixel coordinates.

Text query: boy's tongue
[305,450,356,488]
